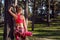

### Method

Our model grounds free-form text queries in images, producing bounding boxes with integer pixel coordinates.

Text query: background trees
[0,0,60,40]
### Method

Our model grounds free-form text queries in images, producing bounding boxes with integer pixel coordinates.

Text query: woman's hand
[25,29,28,32]
[9,7,13,12]
[8,6,17,18]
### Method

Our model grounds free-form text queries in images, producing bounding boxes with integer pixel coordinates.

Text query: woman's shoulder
[20,14,25,19]
[22,15,25,18]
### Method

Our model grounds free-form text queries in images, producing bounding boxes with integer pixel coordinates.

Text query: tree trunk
[25,0,28,26]
[32,0,36,31]
[3,0,15,40]
[47,0,50,26]
[0,0,2,16]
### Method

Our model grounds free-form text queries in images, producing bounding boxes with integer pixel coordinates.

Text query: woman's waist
[16,23,24,28]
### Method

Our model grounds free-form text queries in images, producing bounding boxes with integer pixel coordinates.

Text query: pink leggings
[14,27,26,40]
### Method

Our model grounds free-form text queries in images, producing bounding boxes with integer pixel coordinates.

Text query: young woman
[9,6,32,40]
[8,6,28,40]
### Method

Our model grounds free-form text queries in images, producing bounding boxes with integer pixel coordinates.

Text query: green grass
[27,23,60,40]
[0,36,3,40]
[0,22,60,40]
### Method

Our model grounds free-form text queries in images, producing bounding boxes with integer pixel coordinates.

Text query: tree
[32,0,36,31]
[0,0,2,16]
[46,0,51,26]
[3,0,17,40]
[25,0,28,26]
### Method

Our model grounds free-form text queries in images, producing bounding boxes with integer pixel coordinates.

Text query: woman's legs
[16,35,20,40]
[15,27,26,40]
[15,33,20,40]
[21,28,26,40]
[21,36,26,40]
[15,33,26,40]
[15,28,20,40]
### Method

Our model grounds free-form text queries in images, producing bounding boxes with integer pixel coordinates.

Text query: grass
[0,20,60,40]
[0,36,3,40]
[27,22,60,40]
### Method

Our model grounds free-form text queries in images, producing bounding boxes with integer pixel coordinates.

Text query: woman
[9,6,32,40]
[9,6,27,40]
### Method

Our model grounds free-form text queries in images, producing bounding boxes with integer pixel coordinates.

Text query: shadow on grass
[0,33,3,36]
[0,36,3,40]
[34,30,60,32]
[33,34,60,40]
[51,24,60,27]
[51,20,60,26]
[32,29,60,40]
[33,33,60,37]
[33,32,60,39]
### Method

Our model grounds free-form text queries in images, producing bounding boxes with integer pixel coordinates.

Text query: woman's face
[16,7,22,13]
[16,7,23,14]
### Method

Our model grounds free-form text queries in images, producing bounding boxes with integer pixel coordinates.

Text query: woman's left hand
[24,27,28,32]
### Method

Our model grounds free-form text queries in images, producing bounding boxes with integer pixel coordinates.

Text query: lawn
[0,22,60,40]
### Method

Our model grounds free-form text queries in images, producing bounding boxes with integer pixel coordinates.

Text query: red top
[15,14,24,23]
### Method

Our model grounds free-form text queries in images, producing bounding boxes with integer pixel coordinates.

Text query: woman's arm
[23,16,28,32]
[8,7,17,18]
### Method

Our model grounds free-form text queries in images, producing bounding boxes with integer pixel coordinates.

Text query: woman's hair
[16,6,22,13]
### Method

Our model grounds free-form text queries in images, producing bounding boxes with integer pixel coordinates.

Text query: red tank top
[15,14,24,23]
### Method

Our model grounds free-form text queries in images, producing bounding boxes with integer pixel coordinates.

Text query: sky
[2,0,4,4]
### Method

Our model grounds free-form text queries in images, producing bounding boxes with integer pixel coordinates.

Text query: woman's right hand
[8,6,17,18]
[9,7,13,11]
